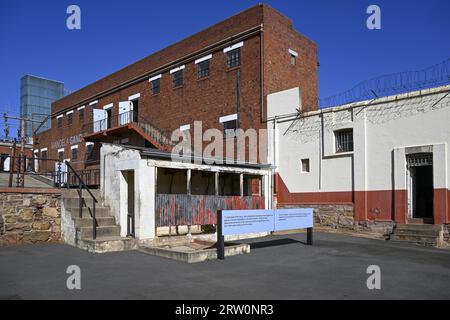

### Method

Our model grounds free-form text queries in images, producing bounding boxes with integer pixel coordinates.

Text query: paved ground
[1,232,450,300]
[0,172,52,188]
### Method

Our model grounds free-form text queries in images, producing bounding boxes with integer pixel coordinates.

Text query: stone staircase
[61,189,137,253]
[390,224,444,247]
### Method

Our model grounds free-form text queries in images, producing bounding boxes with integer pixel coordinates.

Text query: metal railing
[0,154,101,188]
[82,110,174,148]
[65,160,98,240]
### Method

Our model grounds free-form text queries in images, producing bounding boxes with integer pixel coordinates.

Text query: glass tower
[20,75,64,137]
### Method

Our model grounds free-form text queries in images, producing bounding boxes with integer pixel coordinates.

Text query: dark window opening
[223,120,237,138]
[335,129,353,153]
[197,60,210,79]
[86,144,94,161]
[172,70,183,88]
[227,48,241,69]
[67,113,73,126]
[151,78,160,95]
[290,54,296,65]
[57,117,62,128]
[79,108,84,122]
[41,150,48,160]
[71,148,78,160]
[58,151,64,162]
[301,159,310,172]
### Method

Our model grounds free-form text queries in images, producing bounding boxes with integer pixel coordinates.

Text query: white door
[3,156,10,171]
[119,101,133,125]
[34,153,39,172]
[93,109,106,132]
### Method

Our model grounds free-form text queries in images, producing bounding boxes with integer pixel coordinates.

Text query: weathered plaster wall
[269,85,450,224]
[0,192,61,246]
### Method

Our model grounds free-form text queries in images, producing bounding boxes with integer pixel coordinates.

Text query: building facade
[20,75,64,137]
[268,85,450,229]
[34,4,318,182]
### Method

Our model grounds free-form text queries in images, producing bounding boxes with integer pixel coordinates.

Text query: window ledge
[226,66,241,73]
[197,76,210,82]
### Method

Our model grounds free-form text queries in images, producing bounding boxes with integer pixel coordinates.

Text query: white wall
[101,144,156,239]
[268,85,450,194]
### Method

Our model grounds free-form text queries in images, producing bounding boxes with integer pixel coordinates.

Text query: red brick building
[34,4,318,184]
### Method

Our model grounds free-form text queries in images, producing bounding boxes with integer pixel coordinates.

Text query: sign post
[217,210,225,260]
[217,208,313,260]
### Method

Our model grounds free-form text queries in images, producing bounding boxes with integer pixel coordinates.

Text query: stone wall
[277,203,395,238]
[0,192,61,246]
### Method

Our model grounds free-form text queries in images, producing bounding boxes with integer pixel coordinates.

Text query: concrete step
[65,206,111,218]
[79,236,137,253]
[62,189,100,198]
[80,225,121,239]
[393,228,440,237]
[390,233,438,246]
[395,224,442,232]
[63,197,99,208]
[74,217,116,228]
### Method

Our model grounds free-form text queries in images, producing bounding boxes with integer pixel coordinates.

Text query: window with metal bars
[71,148,78,160]
[86,144,95,161]
[197,60,210,79]
[226,48,240,69]
[151,78,160,94]
[79,108,84,122]
[172,70,183,88]
[334,129,353,153]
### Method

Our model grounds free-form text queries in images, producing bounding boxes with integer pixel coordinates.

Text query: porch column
[215,171,219,196]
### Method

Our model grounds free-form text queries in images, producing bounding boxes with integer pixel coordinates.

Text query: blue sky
[1,0,449,132]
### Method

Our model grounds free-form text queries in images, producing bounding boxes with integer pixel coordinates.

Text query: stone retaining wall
[277,203,395,237]
[0,192,61,246]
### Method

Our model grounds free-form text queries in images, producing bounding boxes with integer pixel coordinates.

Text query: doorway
[407,153,434,223]
[124,170,135,237]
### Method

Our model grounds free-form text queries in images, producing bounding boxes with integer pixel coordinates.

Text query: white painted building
[267,85,450,228]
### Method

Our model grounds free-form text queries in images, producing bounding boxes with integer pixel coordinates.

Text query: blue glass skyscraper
[20,75,64,137]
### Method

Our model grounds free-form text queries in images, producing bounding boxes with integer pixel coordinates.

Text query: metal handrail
[64,160,98,240]
[82,110,174,147]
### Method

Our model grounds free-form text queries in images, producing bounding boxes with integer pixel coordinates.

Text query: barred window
[335,129,353,153]
[151,78,160,94]
[223,120,237,137]
[67,113,73,126]
[197,60,210,79]
[79,108,84,122]
[172,70,183,88]
[41,150,48,160]
[86,144,95,161]
[71,148,78,160]
[227,48,240,69]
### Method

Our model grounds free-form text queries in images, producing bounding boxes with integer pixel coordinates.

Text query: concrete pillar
[240,173,244,196]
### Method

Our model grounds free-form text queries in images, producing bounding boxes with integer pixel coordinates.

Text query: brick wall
[0,192,61,246]
[34,4,318,171]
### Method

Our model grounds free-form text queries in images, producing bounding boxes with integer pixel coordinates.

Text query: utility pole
[3,113,42,187]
